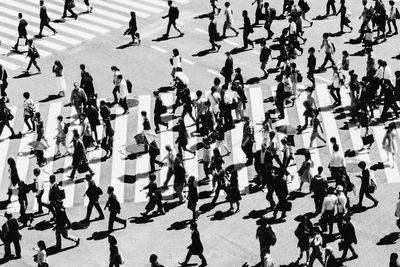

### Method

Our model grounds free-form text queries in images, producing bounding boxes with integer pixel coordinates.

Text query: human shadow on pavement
[30,220,54,231]
[210,209,235,220]
[129,216,155,224]
[116,42,139,49]
[39,94,63,103]
[313,15,329,20]
[288,191,308,201]
[87,230,110,241]
[47,245,77,256]
[192,48,219,57]
[329,31,344,37]
[152,34,183,42]
[377,232,400,245]
[246,77,261,85]
[194,13,213,19]
[164,200,185,212]
[243,208,269,220]
[13,72,40,79]
[157,86,175,92]
[167,219,192,230]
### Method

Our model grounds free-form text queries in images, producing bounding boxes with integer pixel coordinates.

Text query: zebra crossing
[0,0,189,70]
[2,83,400,213]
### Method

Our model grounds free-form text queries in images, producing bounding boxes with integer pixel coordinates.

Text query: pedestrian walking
[170,48,182,81]
[40,175,58,219]
[140,174,165,217]
[81,71,95,101]
[108,235,123,267]
[70,82,87,120]
[104,186,127,232]
[161,145,176,188]
[100,100,111,126]
[6,157,20,203]
[33,112,49,167]
[223,84,235,128]
[263,2,275,39]
[178,222,208,267]
[259,39,272,78]
[355,161,379,207]
[340,214,358,261]
[25,40,41,73]
[124,11,140,44]
[68,129,95,179]
[222,2,239,38]
[275,76,286,119]
[54,202,80,250]
[33,240,48,267]
[242,10,254,49]
[335,185,347,233]
[310,166,328,214]
[309,110,327,148]
[387,1,398,35]
[318,33,336,70]
[2,211,21,259]
[374,0,387,41]
[115,74,129,115]
[251,0,263,25]
[62,0,78,19]
[38,0,57,37]
[194,90,207,133]
[54,115,68,157]
[176,118,196,155]
[32,168,45,214]
[153,91,168,133]
[208,15,221,51]
[273,168,289,219]
[308,227,324,267]
[336,0,353,33]
[382,122,397,168]
[17,181,33,226]
[256,217,276,263]
[173,153,186,203]
[295,215,313,265]
[101,121,114,159]
[320,187,338,235]
[187,175,199,220]
[396,193,400,229]
[298,0,313,26]
[0,65,8,102]
[298,151,313,192]
[13,13,28,52]
[325,0,336,16]
[84,102,100,144]
[52,61,67,97]
[81,114,97,150]
[307,47,316,88]
[242,116,255,165]
[82,174,104,222]
[162,0,183,38]
[226,170,241,213]
[83,0,93,13]
[23,92,36,132]
[150,254,164,267]
[211,158,228,204]
[221,51,234,86]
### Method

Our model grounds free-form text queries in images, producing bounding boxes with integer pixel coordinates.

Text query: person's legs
[336,87,342,105]
[199,253,208,265]
[36,191,43,213]
[211,185,221,204]
[85,201,94,221]
[112,86,119,103]
[108,212,115,231]
[24,115,32,131]
[165,21,172,36]
[39,22,45,36]
[55,228,62,248]
[330,88,339,104]
[172,21,182,34]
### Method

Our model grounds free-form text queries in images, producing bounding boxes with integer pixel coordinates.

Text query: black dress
[187,183,198,210]
[226,174,241,203]
[188,229,204,255]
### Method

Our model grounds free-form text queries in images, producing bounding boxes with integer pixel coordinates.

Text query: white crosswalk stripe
[2,83,399,213]
[0,0,191,70]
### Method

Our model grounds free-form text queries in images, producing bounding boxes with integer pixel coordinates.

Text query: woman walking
[336,0,353,33]
[176,118,195,156]
[382,122,397,168]
[101,121,114,159]
[23,92,36,132]
[356,161,379,207]
[213,118,231,155]
[108,235,123,267]
[52,60,67,97]
[298,151,313,192]
[34,240,48,267]
[34,112,49,167]
[125,11,140,44]
[187,176,199,221]
[179,222,208,267]
[295,215,313,266]
[6,157,20,203]
[226,170,241,213]
[25,40,41,73]
[0,99,16,138]
[309,109,327,148]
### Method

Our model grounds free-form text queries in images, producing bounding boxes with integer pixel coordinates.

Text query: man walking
[38,0,57,38]
[104,186,127,232]
[62,0,78,19]
[259,39,272,78]
[0,65,8,102]
[242,116,255,166]
[222,51,233,86]
[161,144,176,188]
[41,175,59,219]
[222,2,239,38]
[82,174,104,222]
[256,216,276,263]
[54,202,80,250]
[32,168,45,214]
[70,82,87,120]
[340,215,358,261]
[68,129,95,179]
[116,74,129,115]
[162,0,183,38]
[242,10,254,49]
[2,212,21,259]
[208,15,221,51]
[318,33,336,70]
[13,13,28,52]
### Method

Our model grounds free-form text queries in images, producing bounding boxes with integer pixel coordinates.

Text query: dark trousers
[243,31,253,48]
[241,141,254,162]
[24,115,35,131]
[326,0,336,14]
[55,227,78,248]
[341,242,357,259]
[36,190,44,213]
[166,19,181,36]
[321,52,335,68]
[112,86,119,103]
[85,200,104,220]
[211,184,227,204]
[330,167,343,185]
[89,122,99,142]
[4,238,21,258]
[0,84,7,97]
[388,19,398,33]
[108,212,125,231]
[70,164,94,178]
[84,0,90,5]
[119,97,128,112]
[276,101,284,118]
[39,20,56,35]
[381,100,400,119]
[223,73,232,86]
[223,104,233,128]
[149,154,162,172]
[358,187,377,205]
[41,201,56,217]
[27,58,41,72]
[209,36,219,50]
[154,112,167,131]
[314,194,324,213]
[264,20,274,38]
[63,4,77,17]
[321,209,335,234]
[358,20,368,39]
[265,182,275,207]
[307,70,315,87]
[330,86,341,105]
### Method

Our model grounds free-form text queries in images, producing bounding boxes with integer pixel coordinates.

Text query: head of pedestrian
[40,0,44,6]
[176,152,183,160]
[304,151,311,160]
[327,186,335,195]
[188,175,195,185]
[18,13,23,19]
[57,115,63,123]
[269,131,275,140]
[235,67,241,75]
[149,174,156,182]
[325,246,333,255]
[333,143,339,152]
[332,65,338,72]
[141,110,147,118]
[190,222,198,230]
[308,47,315,55]
[225,2,230,8]
[107,186,114,195]
[49,174,56,184]
[281,138,287,146]
[323,33,329,39]
[390,0,395,6]
[108,235,117,245]
[196,90,202,98]
[390,253,399,263]
[172,48,179,56]
[242,10,248,17]
[130,11,136,19]
[4,211,12,219]
[260,39,266,47]
[317,166,323,175]
[149,254,158,264]
[73,82,79,89]
[167,0,173,6]
[85,174,93,182]
[110,66,119,72]
[358,161,366,170]
[395,71,400,78]
[73,129,80,140]
[33,168,40,177]
[330,137,337,145]
[225,51,231,58]
[117,74,123,82]
[344,214,352,222]
[336,185,344,193]
[312,226,321,235]
[243,116,250,123]
[37,240,46,251]
[27,39,33,46]
[362,0,367,5]
[165,144,171,151]
[23,92,30,99]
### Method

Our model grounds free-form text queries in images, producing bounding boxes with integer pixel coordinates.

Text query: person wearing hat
[340,214,358,261]
[82,174,104,223]
[325,246,339,267]
[242,116,255,166]
[2,211,21,259]
[321,186,338,235]
[336,185,347,233]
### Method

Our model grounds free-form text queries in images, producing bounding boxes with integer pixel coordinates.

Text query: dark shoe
[97,215,105,220]
[123,220,127,228]
[76,238,80,246]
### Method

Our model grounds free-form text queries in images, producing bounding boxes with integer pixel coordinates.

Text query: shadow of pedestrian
[377,232,400,245]
[288,191,308,201]
[246,77,261,85]
[157,86,175,92]
[370,162,384,171]
[313,15,329,20]
[194,13,213,19]
[39,94,63,103]
[192,48,218,57]
[167,219,192,230]
[164,200,184,212]
[116,42,138,49]
[87,230,110,241]
[243,209,269,220]
[129,216,155,224]
[13,72,40,79]
[31,220,54,231]
[210,210,235,220]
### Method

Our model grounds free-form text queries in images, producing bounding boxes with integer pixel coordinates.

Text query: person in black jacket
[259,39,272,78]
[54,202,80,250]
[40,175,58,219]
[275,77,286,119]
[68,129,94,179]
[162,0,183,38]
[125,11,140,44]
[62,0,78,19]
[355,161,378,207]
[100,100,111,125]
[179,222,207,267]
[140,174,165,217]
[0,65,8,101]
[307,47,316,88]
[13,13,28,52]
[153,91,168,133]
[25,40,41,73]
[104,186,127,232]
[38,0,57,37]
[208,15,221,51]
[254,142,273,189]
[325,246,339,267]
[242,10,254,49]
[340,214,358,261]
[82,175,104,222]
[222,52,234,86]
[2,211,21,259]
[85,103,100,144]
[187,176,199,220]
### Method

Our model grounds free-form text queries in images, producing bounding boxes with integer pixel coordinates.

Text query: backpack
[126,79,132,93]
[31,46,40,59]
[396,8,400,19]
[63,123,69,134]
[266,225,277,246]
[269,8,276,20]
[171,6,179,20]
[57,186,66,200]
[297,72,303,83]
[96,186,103,195]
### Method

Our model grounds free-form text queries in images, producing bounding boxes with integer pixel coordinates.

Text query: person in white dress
[382,123,398,168]
[170,48,182,81]
[52,60,66,97]
[222,2,239,37]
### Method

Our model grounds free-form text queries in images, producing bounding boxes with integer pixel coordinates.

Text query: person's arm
[318,40,324,52]
[318,121,324,133]
[104,197,110,210]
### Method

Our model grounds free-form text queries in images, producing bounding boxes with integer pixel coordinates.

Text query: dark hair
[141,110,147,116]
[23,92,30,99]
[318,166,323,174]
[214,77,221,85]
[358,161,366,169]
[196,90,202,97]
[108,235,117,245]
[33,168,41,176]
[333,144,339,152]
[149,174,156,181]
[37,240,46,250]
[117,74,123,79]
[49,175,56,183]
[173,48,179,56]
[7,157,16,167]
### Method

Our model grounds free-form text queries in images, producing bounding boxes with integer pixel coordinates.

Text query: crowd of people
[0,0,400,266]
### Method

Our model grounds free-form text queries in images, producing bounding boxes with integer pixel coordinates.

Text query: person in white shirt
[116,74,129,115]
[223,85,235,128]
[23,92,36,132]
[208,86,221,124]
[111,66,121,103]
[336,185,347,234]
[329,143,345,185]
[321,186,338,235]
[395,192,400,229]
[388,0,398,35]
[34,240,48,267]
[288,17,297,46]
[318,33,336,70]
[170,48,182,81]
[194,90,207,132]
[161,145,176,188]
[329,65,344,107]
[222,2,239,37]
[32,168,45,214]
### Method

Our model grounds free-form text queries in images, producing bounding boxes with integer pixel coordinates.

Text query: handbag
[338,241,344,251]
[362,134,374,146]
[77,161,89,173]
[117,252,125,265]
[6,108,14,121]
